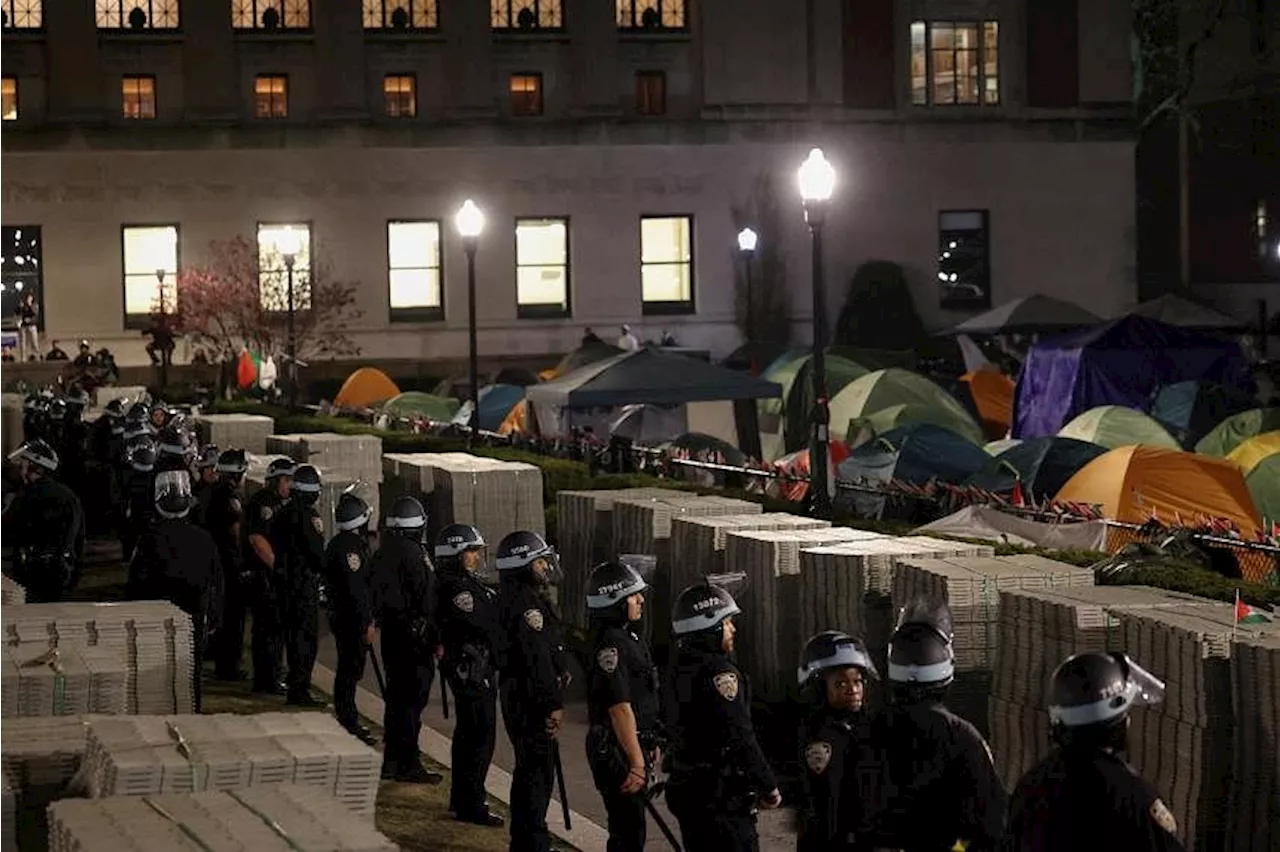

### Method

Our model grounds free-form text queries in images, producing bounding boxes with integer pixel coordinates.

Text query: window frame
[382,73,417,118]
[362,0,438,31]
[121,74,158,120]
[95,0,180,30]
[509,72,544,117]
[1,1,43,30]
[639,214,695,316]
[616,0,687,32]
[2,225,45,334]
[387,218,445,323]
[910,19,1000,107]
[232,0,312,31]
[937,209,992,311]
[253,73,289,119]
[120,223,181,331]
[634,70,666,116]
[256,221,314,312]
[514,216,572,319]
[491,0,563,32]
[2,76,18,121]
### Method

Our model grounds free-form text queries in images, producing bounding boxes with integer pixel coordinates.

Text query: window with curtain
[255,75,288,118]
[122,225,179,326]
[257,223,312,310]
[640,216,693,313]
[388,220,443,321]
[122,76,157,119]
[515,218,570,317]
[384,74,416,117]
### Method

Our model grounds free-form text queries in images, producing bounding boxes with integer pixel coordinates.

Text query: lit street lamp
[274,226,302,408]
[455,199,486,448]
[155,268,170,390]
[737,227,758,342]
[797,147,836,518]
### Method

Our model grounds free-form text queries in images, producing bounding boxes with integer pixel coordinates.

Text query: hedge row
[212,401,1280,608]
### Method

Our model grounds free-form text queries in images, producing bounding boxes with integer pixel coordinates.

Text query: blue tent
[451,383,525,431]
[835,423,988,518]
[1013,315,1252,439]
[1149,380,1256,448]
[967,436,1107,501]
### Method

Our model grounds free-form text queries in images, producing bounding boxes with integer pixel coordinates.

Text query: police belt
[586,724,660,792]
[668,755,757,815]
[447,643,495,689]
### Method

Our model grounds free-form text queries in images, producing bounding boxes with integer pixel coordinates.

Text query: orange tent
[960,370,1015,440]
[1055,446,1260,537]
[499,398,532,435]
[774,441,851,503]
[333,367,400,409]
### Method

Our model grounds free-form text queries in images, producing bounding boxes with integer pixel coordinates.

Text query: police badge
[713,671,739,701]
[453,591,474,613]
[260,506,273,521]
[597,647,619,674]
[804,741,832,774]
[346,553,361,572]
[524,608,544,631]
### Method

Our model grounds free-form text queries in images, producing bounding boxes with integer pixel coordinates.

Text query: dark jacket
[436,563,501,691]
[497,578,567,725]
[324,529,374,632]
[127,516,222,633]
[798,705,873,852]
[368,533,437,646]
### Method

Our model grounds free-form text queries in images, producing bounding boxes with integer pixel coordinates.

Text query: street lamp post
[275,226,302,409]
[154,268,169,391]
[737,227,758,342]
[797,148,837,519]
[455,199,486,448]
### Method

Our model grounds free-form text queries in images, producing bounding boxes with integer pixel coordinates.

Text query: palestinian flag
[1235,590,1271,625]
[236,348,262,390]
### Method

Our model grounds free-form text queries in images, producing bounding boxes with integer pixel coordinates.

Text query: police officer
[495,530,569,852]
[206,448,250,681]
[864,599,1006,850]
[795,631,878,852]
[435,523,503,827]
[57,387,91,501]
[584,559,661,852]
[324,491,378,745]
[664,581,780,851]
[1002,652,1185,851]
[4,439,84,602]
[245,457,296,695]
[91,398,127,463]
[272,463,327,707]
[127,470,222,712]
[192,445,220,521]
[121,438,159,564]
[367,496,443,784]
[155,424,194,474]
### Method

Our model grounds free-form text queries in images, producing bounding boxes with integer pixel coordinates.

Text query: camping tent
[547,341,625,380]
[1128,293,1247,329]
[663,432,747,466]
[1195,408,1280,457]
[381,391,460,422]
[985,438,1022,455]
[968,436,1107,501]
[492,366,541,387]
[829,368,985,446]
[1226,430,1280,476]
[498,398,532,435]
[954,370,1016,440]
[774,441,851,503]
[947,294,1101,335]
[1055,446,1260,536]
[721,341,791,375]
[781,354,870,452]
[1013,315,1251,438]
[835,423,989,518]
[1149,380,1255,447]
[333,367,400,408]
[1226,432,1280,523]
[608,403,687,443]
[1058,406,1181,450]
[449,383,526,432]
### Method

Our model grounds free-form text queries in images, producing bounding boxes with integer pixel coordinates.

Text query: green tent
[1057,405,1180,450]
[984,438,1023,456]
[381,391,461,422]
[1245,454,1280,525]
[782,355,870,452]
[829,368,984,446]
[757,348,810,426]
[1194,408,1280,457]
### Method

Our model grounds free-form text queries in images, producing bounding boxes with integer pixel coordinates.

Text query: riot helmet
[157,425,193,460]
[265,457,297,495]
[291,464,323,506]
[1048,652,1165,749]
[64,387,91,412]
[126,439,158,473]
[103,398,127,418]
[798,630,877,709]
[495,530,559,584]
[384,495,428,541]
[196,445,220,469]
[216,448,249,477]
[886,597,955,694]
[335,492,373,532]
[47,398,67,422]
[435,523,486,558]
[586,559,648,624]
[672,580,741,654]
[154,469,194,519]
[8,438,59,476]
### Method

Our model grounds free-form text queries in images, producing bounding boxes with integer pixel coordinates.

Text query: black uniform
[1003,748,1187,852]
[665,648,776,852]
[204,479,246,679]
[798,706,873,852]
[121,467,156,563]
[586,624,661,852]
[127,516,222,711]
[4,477,84,602]
[864,700,1007,851]
[437,566,501,819]
[324,529,374,731]
[272,498,326,702]
[368,534,439,775]
[244,486,286,691]
[498,579,568,852]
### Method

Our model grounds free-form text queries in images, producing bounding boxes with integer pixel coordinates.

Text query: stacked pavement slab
[265,432,383,488]
[1,715,88,817]
[2,643,128,716]
[193,413,275,454]
[670,512,831,596]
[1,574,26,605]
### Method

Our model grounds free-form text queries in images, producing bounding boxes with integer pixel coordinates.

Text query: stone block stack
[669,513,830,597]
[2,575,26,605]
[265,432,383,489]
[193,413,275,454]
[1,716,89,817]
[1226,633,1280,852]
[2,643,128,716]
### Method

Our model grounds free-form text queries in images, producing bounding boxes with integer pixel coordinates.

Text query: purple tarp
[1012,315,1252,439]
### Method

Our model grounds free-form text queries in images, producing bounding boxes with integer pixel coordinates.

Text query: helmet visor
[534,548,562,585]
[1117,653,1165,709]
[154,470,193,502]
[798,636,879,686]
[618,554,657,585]
[895,597,954,643]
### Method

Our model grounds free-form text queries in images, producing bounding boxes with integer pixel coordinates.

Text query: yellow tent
[1225,430,1280,475]
[333,367,400,409]
[1055,445,1260,537]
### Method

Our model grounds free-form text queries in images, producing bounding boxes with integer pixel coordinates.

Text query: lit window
[363,0,436,29]
[617,0,684,30]
[2,77,17,121]
[516,218,570,317]
[255,75,288,119]
[640,216,693,312]
[911,20,999,106]
[492,0,561,30]
[96,0,179,29]
[510,73,543,116]
[257,223,312,310]
[938,210,991,309]
[232,0,310,30]
[384,74,416,118]
[388,220,443,320]
[2,1,42,29]
[122,225,179,325]
[122,76,157,120]
[1,226,43,332]
[635,71,666,116]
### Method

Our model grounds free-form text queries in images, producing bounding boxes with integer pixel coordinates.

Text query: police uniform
[495,530,568,852]
[206,475,247,679]
[121,452,157,563]
[5,453,85,603]
[244,480,288,693]
[270,465,326,705]
[324,512,374,739]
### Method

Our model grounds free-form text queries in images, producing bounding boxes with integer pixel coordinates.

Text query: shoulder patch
[260,505,273,521]
[597,647,619,674]
[713,671,739,701]
[453,591,474,613]
[1150,799,1177,835]
[804,741,832,775]
[311,515,324,534]
[524,608,544,631]
[346,552,361,572]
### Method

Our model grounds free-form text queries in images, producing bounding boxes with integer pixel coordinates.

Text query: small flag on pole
[1235,589,1271,625]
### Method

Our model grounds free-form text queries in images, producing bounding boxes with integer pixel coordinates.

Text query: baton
[643,796,682,852]
[367,643,387,697]
[440,668,450,719]
[552,739,571,830]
